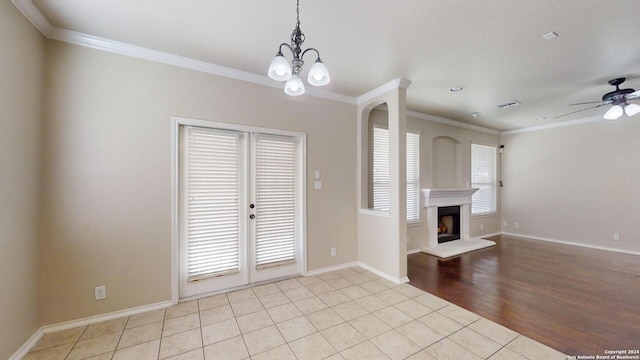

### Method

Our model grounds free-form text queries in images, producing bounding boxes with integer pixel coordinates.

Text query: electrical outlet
[613,233,620,241]
[503,221,508,227]
[330,247,336,256]
[514,222,519,229]
[95,286,106,301]
[480,223,484,230]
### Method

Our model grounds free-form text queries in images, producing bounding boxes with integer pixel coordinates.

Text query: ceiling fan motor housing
[602,78,636,104]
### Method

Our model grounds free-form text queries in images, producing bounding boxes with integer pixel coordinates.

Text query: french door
[179,125,303,298]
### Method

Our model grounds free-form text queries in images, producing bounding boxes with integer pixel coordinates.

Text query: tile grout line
[157,305,168,359]
[63,325,89,360]
[110,315,130,360]
[196,296,205,360]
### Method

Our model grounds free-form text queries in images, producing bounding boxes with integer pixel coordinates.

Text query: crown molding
[11,0,51,34]
[357,78,412,105]
[500,115,603,136]
[406,110,501,135]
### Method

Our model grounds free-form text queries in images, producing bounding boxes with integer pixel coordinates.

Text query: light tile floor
[24,267,568,360]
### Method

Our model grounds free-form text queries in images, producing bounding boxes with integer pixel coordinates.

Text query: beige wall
[501,119,640,252]
[432,136,460,188]
[40,41,357,324]
[0,2,45,358]
[405,116,502,251]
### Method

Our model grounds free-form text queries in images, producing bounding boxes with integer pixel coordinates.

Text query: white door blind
[373,126,390,211]
[406,132,421,223]
[471,144,497,215]
[254,136,297,268]
[186,127,241,280]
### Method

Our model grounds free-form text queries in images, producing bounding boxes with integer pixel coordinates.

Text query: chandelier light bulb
[624,103,640,117]
[284,75,305,96]
[307,60,330,87]
[268,54,292,81]
[603,104,624,120]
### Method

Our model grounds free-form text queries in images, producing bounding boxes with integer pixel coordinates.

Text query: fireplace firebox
[437,206,460,243]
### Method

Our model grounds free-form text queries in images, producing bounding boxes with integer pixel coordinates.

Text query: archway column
[356,79,411,283]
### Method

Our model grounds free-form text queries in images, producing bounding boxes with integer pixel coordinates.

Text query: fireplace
[437,206,460,243]
[421,188,496,258]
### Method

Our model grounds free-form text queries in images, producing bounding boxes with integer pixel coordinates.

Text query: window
[471,144,497,215]
[372,126,421,223]
[372,126,390,211]
[406,132,421,223]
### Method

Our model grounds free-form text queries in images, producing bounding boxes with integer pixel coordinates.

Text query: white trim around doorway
[170,116,307,304]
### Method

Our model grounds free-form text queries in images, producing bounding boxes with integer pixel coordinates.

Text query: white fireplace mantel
[420,188,495,258]
[422,188,478,208]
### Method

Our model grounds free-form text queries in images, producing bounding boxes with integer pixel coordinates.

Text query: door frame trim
[171,116,307,304]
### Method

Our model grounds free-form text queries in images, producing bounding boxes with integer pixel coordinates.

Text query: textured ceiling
[29,0,640,131]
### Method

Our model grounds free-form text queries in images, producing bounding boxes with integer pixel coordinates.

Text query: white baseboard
[357,261,409,284]
[9,328,43,360]
[407,248,422,255]
[305,261,359,277]
[42,300,173,334]
[501,232,640,256]
[478,232,502,238]
[10,300,172,359]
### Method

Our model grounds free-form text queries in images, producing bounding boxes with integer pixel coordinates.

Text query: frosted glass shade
[624,103,640,117]
[284,75,305,96]
[307,60,330,86]
[268,55,292,81]
[603,104,624,120]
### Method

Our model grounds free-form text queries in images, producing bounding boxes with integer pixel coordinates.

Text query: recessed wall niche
[432,136,460,188]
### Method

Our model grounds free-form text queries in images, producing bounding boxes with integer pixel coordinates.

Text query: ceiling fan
[556,78,640,120]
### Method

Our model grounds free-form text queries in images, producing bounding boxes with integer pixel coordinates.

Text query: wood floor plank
[407,234,640,356]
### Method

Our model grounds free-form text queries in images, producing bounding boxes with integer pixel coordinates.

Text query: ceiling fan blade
[625,90,640,100]
[568,100,602,106]
[554,103,607,119]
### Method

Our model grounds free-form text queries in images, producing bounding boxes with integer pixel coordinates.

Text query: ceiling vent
[496,100,522,109]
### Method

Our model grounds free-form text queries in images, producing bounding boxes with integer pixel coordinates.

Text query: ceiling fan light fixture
[603,104,624,120]
[624,103,640,117]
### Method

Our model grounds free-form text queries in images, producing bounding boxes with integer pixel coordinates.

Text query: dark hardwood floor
[407,234,640,356]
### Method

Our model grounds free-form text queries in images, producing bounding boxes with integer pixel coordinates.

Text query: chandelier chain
[296,0,300,26]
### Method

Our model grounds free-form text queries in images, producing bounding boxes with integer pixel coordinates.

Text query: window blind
[186,127,241,281]
[372,126,390,211]
[254,136,297,268]
[471,144,497,215]
[372,127,421,222]
[406,132,421,223]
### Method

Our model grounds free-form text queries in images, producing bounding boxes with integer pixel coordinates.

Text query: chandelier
[267,0,330,96]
